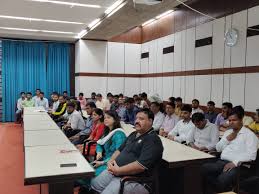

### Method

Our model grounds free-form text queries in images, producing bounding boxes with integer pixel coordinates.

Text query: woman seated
[76,108,105,158]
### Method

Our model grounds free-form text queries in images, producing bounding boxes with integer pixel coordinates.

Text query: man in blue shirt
[70,102,96,145]
[124,97,139,125]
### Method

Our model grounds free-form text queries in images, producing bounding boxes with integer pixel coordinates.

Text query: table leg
[183,164,202,194]
[49,181,74,194]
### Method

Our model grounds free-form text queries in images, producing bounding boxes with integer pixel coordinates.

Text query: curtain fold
[2,40,71,122]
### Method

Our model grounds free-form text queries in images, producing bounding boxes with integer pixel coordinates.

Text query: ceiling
[0,0,187,42]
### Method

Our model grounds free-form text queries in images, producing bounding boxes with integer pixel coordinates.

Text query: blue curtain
[2,40,46,122]
[47,43,70,97]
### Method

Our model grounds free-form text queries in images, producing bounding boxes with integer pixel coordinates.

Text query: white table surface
[24,119,60,131]
[25,144,95,182]
[23,107,47,115]
[23,114,53,122]
[24,130,71,147]
[121,123,214,165]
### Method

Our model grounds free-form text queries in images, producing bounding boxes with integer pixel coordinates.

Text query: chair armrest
[119,176,153,194]
[82,140,97,156]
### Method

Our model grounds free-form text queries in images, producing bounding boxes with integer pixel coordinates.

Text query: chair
[82,139,97,162]
[119,164,160,194]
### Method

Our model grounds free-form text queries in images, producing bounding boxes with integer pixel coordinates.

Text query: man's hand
[223,162,236,172]
[190,143,200,150]
[107,161,121,176]
[199,146,209,152]
[226,132,238,141]
[167,135,175,141]
[92,160,104,168]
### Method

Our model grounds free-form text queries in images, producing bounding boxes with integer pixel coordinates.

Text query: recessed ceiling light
[142,19,156,26]
[77,29,88,39]
[28,0,101,8]
[88,18,101,29]
[106,1,127,18]
[105,0,124,15]
[0,15,83,25]
[155,10,174,19]
[0,26,75,34]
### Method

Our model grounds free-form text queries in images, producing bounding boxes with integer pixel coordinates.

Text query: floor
[0,123,79,194]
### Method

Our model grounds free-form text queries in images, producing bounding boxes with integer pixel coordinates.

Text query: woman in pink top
[78,92,87,110]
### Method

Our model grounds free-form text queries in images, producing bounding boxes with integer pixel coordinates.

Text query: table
[24,130,71,147]
[23,107,47,115]
[24,144,95,194]
[24,119,60,131]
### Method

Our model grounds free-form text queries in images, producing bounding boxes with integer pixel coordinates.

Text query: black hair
[67,102,76,108]
[119,93,124,97]
[96,93,102,97]
[207,101,215,106]
[181,104,192,113]
[93,108,104,122]
[20,92,25,95]
[175,97,182,102]
[36,89,41,91]
[40,92,44,95]
[166,102,175,109]
[86,102,97,109]
[222,102,233,109]
[151,101,160,107]
[63,91,68,94]
[229,106,245,120]
[79,92,84,96]
[103,110,122,137]
[124,97,135,104]
[26,92,32,95]
[192,99,199,104]
[107,92,113,97]
[256,108,259,114]
[69,96,77,100]
[192,112,205,123]
[169,97,176,103]
[141,92,147,98]
[91,92,96,96]
[133,94,138,98]
[137,108,154,121]
[113,95,119,98]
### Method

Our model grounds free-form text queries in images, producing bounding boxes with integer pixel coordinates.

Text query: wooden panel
[109,27,142,44]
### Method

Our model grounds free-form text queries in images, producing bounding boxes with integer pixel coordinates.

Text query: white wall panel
[248,5,259,27]
[212,17,225,69]
[224,15,232,68]
[173,77,181,97]
[148,78,155,95]
[108,42,125,73]
[162,77,173,100]
[156,38,164,73]
[174,32,182,72]
[246,36,259,67]
[229,74,245,106]
[211,75,223,107]
[245,73,259,112]
[196,21,213,39]
[107,77,124,94]
[78,77,107,97]
[180,76,186,99]
[231,10,247,67]
[141,78,149,93]
[186,27,195,71]
[181,30,187,71]
[149,40,157,73]
[140,58,149,74]
[185,76,195,104]
[194,75,211,105]
[195,45,212,70]
[124,78,140,97]
[125,43,141,73]
[155,77,163,97]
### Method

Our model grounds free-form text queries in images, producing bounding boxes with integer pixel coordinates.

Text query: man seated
[77,92,87,110]
[215,102,233,132]
[22,92,35,107]
[187,113,219,151]
[70,102,96,145]
[35,92,49,111]
[32,88,41,103]
[191,99,204,115]
[63,90,69,100]
[159,102,180,137]
[50,95,67,122]
[91,108,164,194]
[175,97,183,117]
[96,93,109,111]
[150,101,165,132]
[201,106,258,193]
[16,92,26,123]
[204,101,218,123]
[63,102,86,138]
[110,95,119,112]
[49,92,60,112]
[124,97,139,125]
[140,92,150,108]
[248,108,259,137]
[117,97,126,121]
[168,105,194,143]
[106,93,114,111]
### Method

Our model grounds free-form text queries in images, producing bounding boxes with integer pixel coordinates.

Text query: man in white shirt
[201,106,258,193]
[187,112,219,151]
[35,92,49,111]
[15,91,26,123]
[50,93,60,113]
[32,88,41,102]
[192,99,204,115]
[63,102,86,138]
[168,104,195,143]
[95,93,109,111]
[150,102,165,132]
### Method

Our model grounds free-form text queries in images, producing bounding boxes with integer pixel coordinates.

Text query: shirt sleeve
[52,103,67,116]
[186,127,195,145]
[168,122,179,137]
[152,114,165,131]
[214,114,221,127]
[45,99,49,110]
[136,136,163,170]
[216,130,231,152]
[71,114,80,130]
[206,125,219,150]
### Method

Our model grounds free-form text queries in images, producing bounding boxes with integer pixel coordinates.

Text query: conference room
[1,0,259,194]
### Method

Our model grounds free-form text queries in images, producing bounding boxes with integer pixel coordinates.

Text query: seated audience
[15,92,26,123]
[106,93,114,111]
[204,101,218,123]
[192,99,204,114]
[76,108,105,157]
[63,90,69,100]
[133,94,138,102]
[187,113,219,151]
[124,97,139,125]
[118,93,124,99]
[159,102,180,137]
[175,97,183,117]
[168,96,176,104]
[22,92,35,107]
[87,92,97,103]
[215,102,233,132]
[70,102,96,145]
[150,101,165,132]
[168,104,194,143]
[110,95,119,112]
[248,108,259,136]
[117,97,126,121]
[32,88,41,102]
[78,92,87,110]
[35,92,49,111]
[63,102,86,138]
[134,96,142,108]
[140,92,150,108]
[49,92,60,112]
[96,93,109,111]
[202,106,258,193]
[91,108,163,194]
[234,105,254,127]
[51,95,67,121]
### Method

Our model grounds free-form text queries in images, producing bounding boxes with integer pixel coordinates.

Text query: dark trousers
[201,159,238,194]
[64,129,81,138]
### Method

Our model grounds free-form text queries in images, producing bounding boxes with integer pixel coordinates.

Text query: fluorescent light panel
[155,10,174,19]
[142,19,155,26]
[0,26,75,34]
[28,0,101,8]
[0,15,83,25]
[105,0,124,14]
[106,1,127,18]
[88,18,101,29]
[77,29,88,39]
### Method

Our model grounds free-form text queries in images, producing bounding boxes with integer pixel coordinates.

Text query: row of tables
[23,107,215,194]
